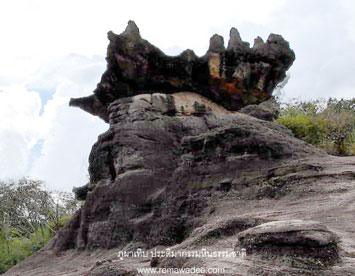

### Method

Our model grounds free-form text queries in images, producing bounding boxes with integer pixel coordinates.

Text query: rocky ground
[4,156,355,275]
[4,93,355,276]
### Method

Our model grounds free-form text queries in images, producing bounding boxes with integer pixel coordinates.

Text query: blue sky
[0,0,354,191]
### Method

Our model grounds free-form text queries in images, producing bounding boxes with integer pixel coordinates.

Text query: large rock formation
[58,22,298,251]
[56,92,323,251]
[7,22,355,276]
[69,21,295,122]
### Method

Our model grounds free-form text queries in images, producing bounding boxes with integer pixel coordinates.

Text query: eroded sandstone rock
[69,20,295,122]
[6,20,355,276]
[239,96,280,121]
[56,92,322,251]
[237,219,337,247]
[236,219,339,268]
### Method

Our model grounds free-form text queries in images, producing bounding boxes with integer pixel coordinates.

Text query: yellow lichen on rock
[208,53,221,78]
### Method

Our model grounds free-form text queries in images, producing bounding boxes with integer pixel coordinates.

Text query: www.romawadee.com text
[137,267,226,274]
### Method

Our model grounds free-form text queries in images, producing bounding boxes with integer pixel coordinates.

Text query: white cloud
[0,129,29,179]
[0,0,286,61]
[30,80,107,192]
[26,54,104,92]
[267,0,355,100]
[28,55,108,192]
[0,86,42,178]
[0,55,107,191]
[1,0,355,191]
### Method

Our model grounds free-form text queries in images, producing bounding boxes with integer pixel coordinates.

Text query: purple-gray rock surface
[56,93,322,250]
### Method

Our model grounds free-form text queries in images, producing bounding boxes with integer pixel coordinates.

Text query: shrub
[0,178,80,274]
[276,98,355,156]
[0,225,53,273]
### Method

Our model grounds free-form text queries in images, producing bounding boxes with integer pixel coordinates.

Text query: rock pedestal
[56,92,322,250]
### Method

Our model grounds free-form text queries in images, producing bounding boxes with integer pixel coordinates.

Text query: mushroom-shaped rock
[69,20,295,121]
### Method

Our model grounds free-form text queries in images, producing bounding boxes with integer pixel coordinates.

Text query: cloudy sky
[1,0,354,192]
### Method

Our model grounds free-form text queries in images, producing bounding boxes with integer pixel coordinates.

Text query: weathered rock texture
[239,96,280,121]
[7,23,355,276]
[236,219,339,268]
[69,21,295,122]
[237,219,337,248]
[56,92,323,251]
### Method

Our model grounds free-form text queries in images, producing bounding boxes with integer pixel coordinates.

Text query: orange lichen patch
[216,80,271,102]
[208,53,221,78]
[251,89,271,98]
[219,82,243,95]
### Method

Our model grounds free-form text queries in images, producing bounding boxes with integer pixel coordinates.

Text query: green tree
[321,98,355,155]
[276,99,328,145]
[0,178,80,273]
[276,98,355,155]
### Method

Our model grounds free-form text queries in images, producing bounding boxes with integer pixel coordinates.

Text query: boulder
[236,219,339,268]
[237,219,337,247]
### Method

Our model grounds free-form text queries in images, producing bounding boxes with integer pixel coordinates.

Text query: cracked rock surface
[54,92,323,251]
[5,92,355,275]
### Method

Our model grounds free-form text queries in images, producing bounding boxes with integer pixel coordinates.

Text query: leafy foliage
[276,98,355,155]
[0,178,79,273]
